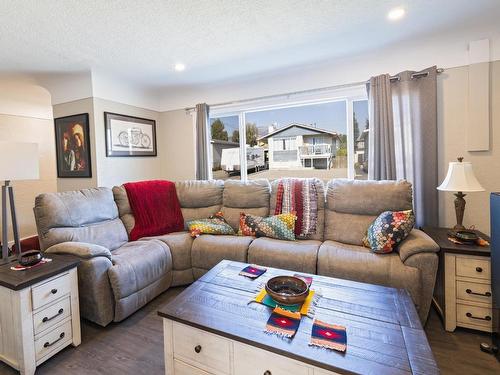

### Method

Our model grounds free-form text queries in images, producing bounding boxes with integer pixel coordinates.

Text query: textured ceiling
[1,0,500,89]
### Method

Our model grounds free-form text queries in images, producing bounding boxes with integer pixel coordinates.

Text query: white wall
[438,61,500,234]
[0,78,57,240]
[159,109,196,181]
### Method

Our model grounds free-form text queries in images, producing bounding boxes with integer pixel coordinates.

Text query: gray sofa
[33,178,439,327]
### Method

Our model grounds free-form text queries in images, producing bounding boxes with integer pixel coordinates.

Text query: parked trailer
[221,147,265,172]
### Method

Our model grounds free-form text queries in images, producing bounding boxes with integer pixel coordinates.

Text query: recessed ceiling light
[387,7,405,21]
[174,63,186,72]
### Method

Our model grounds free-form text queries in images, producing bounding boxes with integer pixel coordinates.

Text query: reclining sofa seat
[34,188,173,327]
[318,179,439,321]
[33,178,439,327]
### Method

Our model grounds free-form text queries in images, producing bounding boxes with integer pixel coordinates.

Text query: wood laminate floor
[0,287,498,374]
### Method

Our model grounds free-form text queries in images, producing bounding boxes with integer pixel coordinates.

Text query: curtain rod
[185,68,444,112]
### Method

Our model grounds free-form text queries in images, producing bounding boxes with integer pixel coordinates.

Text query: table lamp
[437,157,484,230]
[0,142,39,265]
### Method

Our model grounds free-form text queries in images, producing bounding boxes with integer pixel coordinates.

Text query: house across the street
[258,123,340,170]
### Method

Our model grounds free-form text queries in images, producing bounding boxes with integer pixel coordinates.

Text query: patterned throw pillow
[187,212,235,238]
[238,212,296,241]
[363,210,415,253]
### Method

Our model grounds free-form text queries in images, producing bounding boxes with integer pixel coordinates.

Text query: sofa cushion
[191,234,253,276]
[364,210,415,253]
[270,178,325,241]
[112,185,135,235]
[175,180,224,227]
[34,187,128,251]
[108,239,172,300]
[248,237,321,274]
[141,231,193,272]
[317,240,421,308]
[222,179,270,231]
[239,212,296,241]
[325,179,413,245]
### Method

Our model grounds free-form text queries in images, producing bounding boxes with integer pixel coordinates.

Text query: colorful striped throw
[274,178,318,237]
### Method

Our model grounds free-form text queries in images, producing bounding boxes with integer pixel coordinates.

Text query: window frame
[208,85,367,181]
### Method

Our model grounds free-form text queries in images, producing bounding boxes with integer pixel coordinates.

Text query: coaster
[310,319,347,352]
[294,273,313,287]
[239,264,267,279]
[265,306,301,338]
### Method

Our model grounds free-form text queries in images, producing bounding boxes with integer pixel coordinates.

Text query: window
[353,100,369,180]
[208,86,367,182]
[209,115,240,180]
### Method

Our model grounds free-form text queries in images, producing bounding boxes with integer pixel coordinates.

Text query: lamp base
[454,192,466,230]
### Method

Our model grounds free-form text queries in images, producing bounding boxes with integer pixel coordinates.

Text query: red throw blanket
[124,180,184,241]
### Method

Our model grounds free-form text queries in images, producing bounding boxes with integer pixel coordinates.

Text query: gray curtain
[367,66,438,227]
[195,103,210,180]
[367,74,396,180]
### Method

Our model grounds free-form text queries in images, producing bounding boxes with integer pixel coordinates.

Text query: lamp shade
[437,161,484,192]
[0,142,39,181]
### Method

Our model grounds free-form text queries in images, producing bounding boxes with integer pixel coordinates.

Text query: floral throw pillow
[187,212,235,238]
[363,210,415,253]
[239,212,296,241]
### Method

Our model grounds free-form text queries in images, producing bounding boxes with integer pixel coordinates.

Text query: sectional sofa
[33,178,439,327]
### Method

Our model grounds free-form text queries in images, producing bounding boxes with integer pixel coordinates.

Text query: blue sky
[210,100,368,139]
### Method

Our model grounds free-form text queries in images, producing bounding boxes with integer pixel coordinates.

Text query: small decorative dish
[265,275,309,306]
[448,230,478,243]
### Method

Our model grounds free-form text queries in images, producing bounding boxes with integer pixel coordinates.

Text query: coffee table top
[158,260,438,375]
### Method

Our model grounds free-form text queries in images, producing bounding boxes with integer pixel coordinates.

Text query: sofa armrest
[397,229,440,263]
[45,241,112,260]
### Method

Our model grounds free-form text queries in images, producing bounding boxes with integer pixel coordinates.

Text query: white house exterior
[258,123,340,170]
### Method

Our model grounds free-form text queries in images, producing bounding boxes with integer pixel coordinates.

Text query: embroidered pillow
[187,212,235,238]
[363,210,415,253]
[238,212,296,241]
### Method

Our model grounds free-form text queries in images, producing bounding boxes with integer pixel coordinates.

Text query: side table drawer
[35,319,72,362]
[33,296,71,335]
[173,322,231,374]
[174,359,214,375]
[457,304,493,330]
[456,257,490,280]
[32,273,71,309]
[456,281,492,305]
[233,342,309,375]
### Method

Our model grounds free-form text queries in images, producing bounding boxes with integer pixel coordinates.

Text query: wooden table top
[422,226,490,257]
[158,260,438,375]
[0,254,80,290]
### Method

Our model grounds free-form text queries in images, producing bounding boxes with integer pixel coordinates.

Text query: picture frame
[54,113,92,178]
[104,112,157,157]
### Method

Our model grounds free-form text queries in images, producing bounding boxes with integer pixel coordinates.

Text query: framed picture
[54,113,92,178]
[104,112,157,157]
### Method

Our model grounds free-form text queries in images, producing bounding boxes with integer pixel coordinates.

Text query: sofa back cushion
[269,178,325,241]
[176,180,224,228]
[222,179,270,231]
[325,179,413,245]
[34,187,128,251]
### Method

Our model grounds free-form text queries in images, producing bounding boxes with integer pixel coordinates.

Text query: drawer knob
[264,371,272,375]
[194,345,202,353]
[475,267,483,273]
[43,332,65,348]
[465,289,491,297]
[42,308,64,323]
[51,288,58,294]
[466,312,491,321]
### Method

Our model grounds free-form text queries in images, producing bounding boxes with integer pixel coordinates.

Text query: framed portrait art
[54,113,92,178]
[104,112,157,157]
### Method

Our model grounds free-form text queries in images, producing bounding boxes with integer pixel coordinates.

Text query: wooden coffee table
[158,260,438,375]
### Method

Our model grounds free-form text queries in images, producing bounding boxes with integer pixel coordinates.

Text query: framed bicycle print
[104,112,157,157]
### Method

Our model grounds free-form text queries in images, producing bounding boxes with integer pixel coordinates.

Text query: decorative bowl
[450,230,478,243]
[265,276,309,306]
